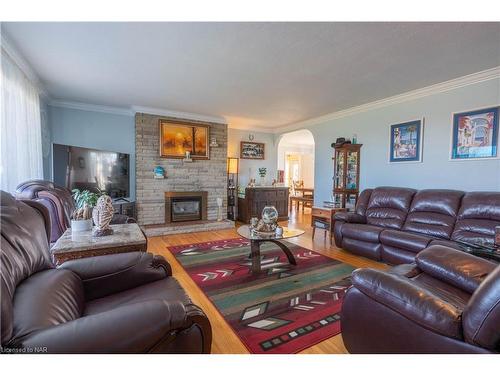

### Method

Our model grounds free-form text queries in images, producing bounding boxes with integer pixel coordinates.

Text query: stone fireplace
[135,112,234,236]
[165,191,208,223]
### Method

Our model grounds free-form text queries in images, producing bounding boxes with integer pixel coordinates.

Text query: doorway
[277,129,315,189]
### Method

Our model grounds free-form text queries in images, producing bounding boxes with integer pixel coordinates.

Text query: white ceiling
[2,22,500,130]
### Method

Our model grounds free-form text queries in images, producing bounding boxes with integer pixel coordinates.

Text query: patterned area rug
[168,237,354,354]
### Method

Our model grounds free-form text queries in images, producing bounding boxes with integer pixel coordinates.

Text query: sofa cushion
[342,238,382,261]
[354,189,373,216]
[403,189,464,239]
[381,245,417,265]
[452,192,500,244]
[380,229,433,253]
[12,269,84,340]
[342,223,384,243]
[366,187,416,229]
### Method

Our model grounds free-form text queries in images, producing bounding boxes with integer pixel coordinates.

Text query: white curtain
[1,48,43,193]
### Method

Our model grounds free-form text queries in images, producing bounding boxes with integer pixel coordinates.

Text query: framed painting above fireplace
[159,119,210,159]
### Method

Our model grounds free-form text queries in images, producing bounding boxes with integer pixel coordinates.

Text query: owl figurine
[92,195,114,236]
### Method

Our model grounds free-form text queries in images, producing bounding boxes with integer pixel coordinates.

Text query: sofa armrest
[59,252,172,300]
[17,300,191,353]
[416,245,497,294]
[334,212,367,224]
[351,268,463,340]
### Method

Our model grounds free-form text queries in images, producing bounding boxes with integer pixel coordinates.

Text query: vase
[216,197,223,221]
[71,219,92,232]
[260,176,266,186]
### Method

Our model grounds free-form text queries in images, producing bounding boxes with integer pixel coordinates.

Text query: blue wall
[49,106,136,199]
[279,78,500,205]
[227,128,278,187]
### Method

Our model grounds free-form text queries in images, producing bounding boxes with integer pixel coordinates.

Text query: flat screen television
[53,143,130,199]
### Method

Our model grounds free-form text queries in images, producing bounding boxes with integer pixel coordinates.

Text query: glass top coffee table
[237,225,305,273]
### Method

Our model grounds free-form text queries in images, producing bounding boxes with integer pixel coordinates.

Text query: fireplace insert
[165,191,208,223]
[171,197,202,222]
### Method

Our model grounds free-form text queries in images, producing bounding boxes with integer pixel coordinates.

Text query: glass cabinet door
[335,150,345,189]
[346,151,358,190]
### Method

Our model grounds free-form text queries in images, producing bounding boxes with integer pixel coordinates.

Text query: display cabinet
[238,187,289,223]
[333,144,362,209]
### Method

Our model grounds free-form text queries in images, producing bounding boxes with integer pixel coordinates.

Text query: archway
[277,129,315,189]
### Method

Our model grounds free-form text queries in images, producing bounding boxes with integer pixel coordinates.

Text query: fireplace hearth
[165,191,208,224]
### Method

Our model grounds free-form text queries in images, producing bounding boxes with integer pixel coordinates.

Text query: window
[1,48,43,193]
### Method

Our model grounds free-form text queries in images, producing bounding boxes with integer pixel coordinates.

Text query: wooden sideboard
[238,187,289,223]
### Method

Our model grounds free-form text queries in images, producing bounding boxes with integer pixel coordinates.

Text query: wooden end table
[236,225,304,273]
[311,206,346,245]
[51,223,147,266]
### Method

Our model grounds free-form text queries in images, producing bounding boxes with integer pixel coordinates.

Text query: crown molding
[274,66,500,134]
[1,33,50,100]
[49,100,134,116]
[131,105,227,124]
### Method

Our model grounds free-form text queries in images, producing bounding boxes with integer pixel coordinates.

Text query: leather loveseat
[15,180,134,243]
[334,187,500,264]
[341,245,500,353]
[1,191,212,353]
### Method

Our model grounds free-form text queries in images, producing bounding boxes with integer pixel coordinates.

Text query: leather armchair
[1,191,211,353]
[15,180,135,243]
[341,245,499,353]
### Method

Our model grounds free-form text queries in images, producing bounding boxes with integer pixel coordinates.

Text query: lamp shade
[227,157,239,174]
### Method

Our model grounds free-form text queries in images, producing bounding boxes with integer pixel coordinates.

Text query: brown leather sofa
[15,180,134,243]
[341,245,500,353]
[334,187,500,264]
[1,191,212,353]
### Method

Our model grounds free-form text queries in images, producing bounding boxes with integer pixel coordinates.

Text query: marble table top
[52,223,146,254]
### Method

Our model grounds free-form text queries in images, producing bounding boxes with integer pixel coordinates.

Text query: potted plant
[71,189,102,232]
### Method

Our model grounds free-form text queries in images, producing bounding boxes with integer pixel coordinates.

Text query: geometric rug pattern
[168,237,354,354]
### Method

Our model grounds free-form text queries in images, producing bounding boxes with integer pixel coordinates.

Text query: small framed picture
[240,141,265,160]
[451,106,499,160]
[389,119,423,163]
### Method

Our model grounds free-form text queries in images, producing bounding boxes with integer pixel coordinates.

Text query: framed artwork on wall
[451,106,499,160]
[240,141,265,159]
[389,119,423,163]
[159,119,210,159]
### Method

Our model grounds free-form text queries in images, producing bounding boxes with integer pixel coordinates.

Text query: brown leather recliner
[1,191,212,353]
[341,245,500,353]
[15,180,134,243]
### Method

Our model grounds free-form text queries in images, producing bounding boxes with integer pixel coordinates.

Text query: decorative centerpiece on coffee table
[251,205,280,237]
[238,207,304,273]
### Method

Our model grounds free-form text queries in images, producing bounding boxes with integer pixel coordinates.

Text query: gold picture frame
[159,119,210,159]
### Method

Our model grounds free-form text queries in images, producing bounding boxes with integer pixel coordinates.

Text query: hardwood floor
[147,208,388,354]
